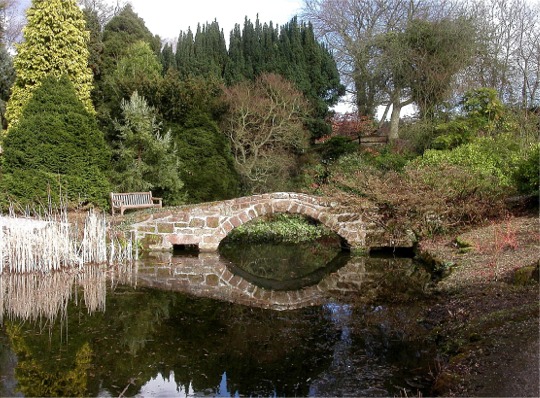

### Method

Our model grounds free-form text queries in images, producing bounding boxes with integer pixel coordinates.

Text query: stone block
[221,220,234,234]
[272,200,289,213]
[188,274,205,284]
[206,274,220,286]
[189,218,205,228]
[157,223,174,233]
[168,234,200,245]
[239,212,250,223]
[206,216,220,228]
[170,213,190,223]
[230,216,242,227]
[137,225,157,233]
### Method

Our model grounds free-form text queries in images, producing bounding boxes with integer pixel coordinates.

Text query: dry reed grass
[0,207,133,274]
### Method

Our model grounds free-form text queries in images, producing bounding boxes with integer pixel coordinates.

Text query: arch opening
[218,213,349,287]
[173,244,200,256]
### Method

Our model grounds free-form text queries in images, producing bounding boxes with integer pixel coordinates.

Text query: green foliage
[461,88,506,133]
[175,21,228,79]
[174,114,239,203]
[6,0,94,127]
[0,45,14,129]
[513,143,540,194]
[82,8,104,79]
[102,40,163,125]
[100,4,161,77]
[112,91,184,205]
[414,134,521,188]
[1,75,111,209]
[226,214,332,244]
[431,118,475,150]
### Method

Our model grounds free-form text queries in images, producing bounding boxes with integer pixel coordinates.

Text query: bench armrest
[152,197,162,206]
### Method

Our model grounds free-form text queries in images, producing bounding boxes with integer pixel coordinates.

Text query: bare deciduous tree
[0,0,27,50]
[302,0,471,139]
[77,0,126,28]
[465,0,540,109]
[221,73,311,193]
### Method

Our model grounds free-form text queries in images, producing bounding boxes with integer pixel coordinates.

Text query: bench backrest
[111,192,153,206]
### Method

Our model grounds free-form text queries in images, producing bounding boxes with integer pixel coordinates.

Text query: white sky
[114,0,304,42]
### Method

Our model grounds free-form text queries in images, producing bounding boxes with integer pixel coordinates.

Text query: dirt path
[418,214,539,396]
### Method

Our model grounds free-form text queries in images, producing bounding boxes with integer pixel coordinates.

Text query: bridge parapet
[132,192,407,253]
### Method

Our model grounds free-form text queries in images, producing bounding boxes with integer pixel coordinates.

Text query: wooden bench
[110,191,162,215]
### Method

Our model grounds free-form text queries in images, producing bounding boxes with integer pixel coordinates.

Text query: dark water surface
[0,243,438,397]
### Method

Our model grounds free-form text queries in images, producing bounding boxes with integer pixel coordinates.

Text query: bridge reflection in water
[0,253,428,320]
[135,251,369,311]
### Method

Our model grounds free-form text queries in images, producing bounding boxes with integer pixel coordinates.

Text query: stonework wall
[131,192,411,253]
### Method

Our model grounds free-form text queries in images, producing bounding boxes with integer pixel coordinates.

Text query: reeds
[0,207,133,274]
[0,263,136,323]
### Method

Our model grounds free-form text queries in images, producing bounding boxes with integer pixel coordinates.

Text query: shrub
[174,115,240,203]
[316,136,358,162]
[2,76,111,210]
[513,143,540,194]
[325,153,507,238]
[225,214,332,244]
[413,134,521,188]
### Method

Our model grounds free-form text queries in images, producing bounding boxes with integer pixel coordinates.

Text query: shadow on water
[0,242,439,397]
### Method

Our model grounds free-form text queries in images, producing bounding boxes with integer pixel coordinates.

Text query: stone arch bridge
[132,192,412,253]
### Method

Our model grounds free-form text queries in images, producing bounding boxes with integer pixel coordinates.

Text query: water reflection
[0,252,436,397]
[0,263,136,324]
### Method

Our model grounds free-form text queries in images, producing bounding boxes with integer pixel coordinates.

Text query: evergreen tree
[155,71,238,202]
[175,21,227,78]
[175,28,195,76]
[223,24,245,84]
[175,114,239,203]
[102,40,163,135]
[160,42,176,73]
[0,46,14,130]
[112,91,184,205]
[5,0,95,128]
[100,4,161,79]
[82,8,104,80]
[1,76,111,209]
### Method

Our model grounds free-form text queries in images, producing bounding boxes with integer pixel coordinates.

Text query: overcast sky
[109,0,304,41]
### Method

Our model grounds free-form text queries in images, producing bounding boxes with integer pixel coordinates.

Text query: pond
[0,239,439,397]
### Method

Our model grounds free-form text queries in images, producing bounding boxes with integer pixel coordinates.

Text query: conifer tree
[100,4,161,80]
[5,0,95,128]
[2,75,111,208]
[160,42,176,72]
[175,28,196,76]
[112,91,184,204]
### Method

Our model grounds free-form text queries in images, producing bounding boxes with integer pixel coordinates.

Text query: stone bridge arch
[132,192,409,253]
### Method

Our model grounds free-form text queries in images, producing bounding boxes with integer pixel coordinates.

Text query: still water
[0,241,438,397]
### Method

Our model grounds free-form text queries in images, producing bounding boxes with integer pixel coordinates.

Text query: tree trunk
[388,102,401,141]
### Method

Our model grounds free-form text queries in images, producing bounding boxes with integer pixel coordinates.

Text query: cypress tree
[160,42,176,73]
[224,24,245,84]
[6,0,95,128]
[176,28,196,77]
